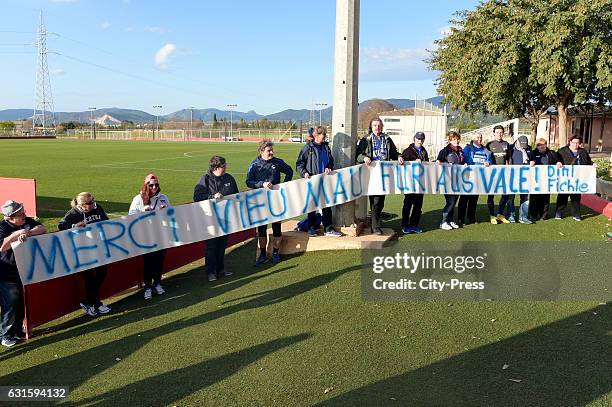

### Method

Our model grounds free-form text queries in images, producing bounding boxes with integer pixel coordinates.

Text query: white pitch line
[89,164,247,174]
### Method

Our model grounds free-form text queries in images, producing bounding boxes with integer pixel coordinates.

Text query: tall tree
[429,0,612,145]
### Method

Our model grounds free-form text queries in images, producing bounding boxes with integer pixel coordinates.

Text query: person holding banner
[436,131,465,230]
[531,138,561,220]
[399,131,429,234]
[58,192,111,317]
[458,132,492,226]
[296,126,342,237]
[129,174,171,298]
[356,117,400,235]
[506,135,535,224]
[0,200,46,347]
[554,135,594,221]
[246,140,293,266]
[194,156,239,281]
[485,125,512,224]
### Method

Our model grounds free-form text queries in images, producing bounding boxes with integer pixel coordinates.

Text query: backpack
[296,212,322,231]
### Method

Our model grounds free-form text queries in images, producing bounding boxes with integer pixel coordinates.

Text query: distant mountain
[0,97,450,124]
[0,109,34,121]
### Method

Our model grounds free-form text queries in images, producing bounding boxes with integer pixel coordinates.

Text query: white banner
[13,162,595,285]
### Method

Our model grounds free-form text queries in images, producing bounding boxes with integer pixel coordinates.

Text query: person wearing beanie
[58,192,111,317]
[458,132,492,226]
[129,173,171,298]
[194,156,239,282]
[506,135,535,224]
[436,131,465,231]
[399,131,429,234]
[0,200,46,347]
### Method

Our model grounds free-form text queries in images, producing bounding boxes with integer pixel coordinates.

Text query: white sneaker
[97,304,111,314]
[440,222,453,231]
[144,288,152,300]
[80,302,97,316]
[154,284,165,295]
[449,222,459,229]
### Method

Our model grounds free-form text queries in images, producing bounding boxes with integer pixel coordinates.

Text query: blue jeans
[0,281,24,340]
[442,194,458,224]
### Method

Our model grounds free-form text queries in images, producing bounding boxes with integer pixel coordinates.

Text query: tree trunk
[557,104,569,147]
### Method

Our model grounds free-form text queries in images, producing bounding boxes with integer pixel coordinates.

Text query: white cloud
[154,43,177,70]
[101,21,111,30]
[50,68,66,76]
[145,26,171,34]
[440,26,454,37]
[360,47,435,82]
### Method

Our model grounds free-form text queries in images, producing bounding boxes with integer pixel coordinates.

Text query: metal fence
[66,128,310,142]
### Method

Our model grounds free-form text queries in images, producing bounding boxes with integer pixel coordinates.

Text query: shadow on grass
[69,333,311,406]
[317,303,611,407]
[383,201,601,232]
[0,241,299,361]
[0,253,357,399]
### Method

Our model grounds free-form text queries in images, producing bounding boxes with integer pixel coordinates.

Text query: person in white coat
[129,173,171,300]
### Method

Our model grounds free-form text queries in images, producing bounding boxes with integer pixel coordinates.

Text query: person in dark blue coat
[506,135,535,224]
[458,132,492,226]
[246,140,293,266]
[194,155,240,282]
[296,126,342,237]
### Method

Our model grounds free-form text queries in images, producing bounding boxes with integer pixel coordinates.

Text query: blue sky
[1,0,478,115]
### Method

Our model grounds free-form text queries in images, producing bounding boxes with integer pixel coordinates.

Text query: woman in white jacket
[129,173,171,300]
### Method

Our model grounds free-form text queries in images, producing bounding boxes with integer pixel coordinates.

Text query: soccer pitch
[0,139,610,406]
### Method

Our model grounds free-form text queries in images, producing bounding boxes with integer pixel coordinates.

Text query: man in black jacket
[531,139,560,220]
[356,118,400,235]
[554,135,594,221]
[295,126,341,237]
[0,200,46,347]
[485,125,513,224]
[399,132,428,234]
[194,155,239,281]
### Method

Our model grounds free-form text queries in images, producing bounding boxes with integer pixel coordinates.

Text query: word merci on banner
[13,162,595,285]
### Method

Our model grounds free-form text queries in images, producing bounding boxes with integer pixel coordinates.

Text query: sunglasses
[148,183,160,188]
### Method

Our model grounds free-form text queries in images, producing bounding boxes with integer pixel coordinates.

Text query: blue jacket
[463,143,493,165]
[510,147,534,165]
[246,156,293,188]
[296,141,334,177]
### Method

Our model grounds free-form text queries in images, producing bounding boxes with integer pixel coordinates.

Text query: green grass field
[0,139,610,406]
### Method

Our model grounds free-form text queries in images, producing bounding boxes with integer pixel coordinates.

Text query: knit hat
[2,200,24,217]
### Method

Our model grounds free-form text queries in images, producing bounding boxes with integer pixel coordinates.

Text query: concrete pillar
[331,0,361,228]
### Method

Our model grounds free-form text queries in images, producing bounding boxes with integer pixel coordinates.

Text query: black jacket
[485,140,512,165]
[557,146,593,166]
[58,204,109,230]
[533,148,560,165]
[193,171,239,202]
[0,217,42,283]
[437,144,465,164]
[246,156,293,188]
[356,133,399,163]
[296,141,334,177]
[400,143,429,162]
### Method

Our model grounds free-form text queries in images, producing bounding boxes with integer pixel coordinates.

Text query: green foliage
[0,121,15,130]
[429,0,612,140]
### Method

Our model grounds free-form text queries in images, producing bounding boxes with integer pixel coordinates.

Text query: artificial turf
[0,139,610,406]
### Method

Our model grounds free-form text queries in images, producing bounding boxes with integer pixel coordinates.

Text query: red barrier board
[23,229,255,334]
[0,177,37,218]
